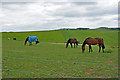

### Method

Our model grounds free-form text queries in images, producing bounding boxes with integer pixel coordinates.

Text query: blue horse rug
[28,36,38,43]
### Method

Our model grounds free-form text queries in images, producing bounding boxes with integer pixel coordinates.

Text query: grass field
[2,30,119,78]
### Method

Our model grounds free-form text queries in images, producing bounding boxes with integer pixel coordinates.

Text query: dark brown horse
[82,38,105,53]
[66,38,78,48]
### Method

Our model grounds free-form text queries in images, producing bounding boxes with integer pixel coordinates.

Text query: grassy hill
[2,30,64,42]
[2,29,118,44]
[2,30,119,78]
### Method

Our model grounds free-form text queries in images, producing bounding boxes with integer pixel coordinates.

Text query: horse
[8,38,10,40]
[24,36,39,46]
[66,38,78,48]
[82,37,105,53]
[13,38,16,40]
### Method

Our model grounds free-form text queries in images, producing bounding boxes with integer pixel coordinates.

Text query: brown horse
[82,37,105,53]
[66,38,78,48]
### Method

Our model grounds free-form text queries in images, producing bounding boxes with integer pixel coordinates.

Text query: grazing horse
[82,37,105,53]
[8,38,10,40]
[13,38,16,40]
[24,36,39,46]
[66,38,78,48]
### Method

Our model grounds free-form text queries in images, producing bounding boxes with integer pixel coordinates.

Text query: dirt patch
[51,43,65,44]
[51,43,82,45]
[107,61,113,63]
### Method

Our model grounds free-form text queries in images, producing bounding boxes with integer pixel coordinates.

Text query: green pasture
[2,30,119,78]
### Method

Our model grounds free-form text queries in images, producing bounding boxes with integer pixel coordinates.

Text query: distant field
[2,30,119,78]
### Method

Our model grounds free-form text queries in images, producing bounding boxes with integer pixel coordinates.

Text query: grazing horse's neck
[82,44,86,48]
[82,40,86,47]
[66,41,69,48]
[82,41,86,52]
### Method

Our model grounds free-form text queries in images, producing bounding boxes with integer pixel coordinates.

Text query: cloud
[72,2,97,5]
[0,0,119,32]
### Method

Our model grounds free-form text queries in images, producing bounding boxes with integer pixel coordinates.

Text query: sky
[0,0,119,32]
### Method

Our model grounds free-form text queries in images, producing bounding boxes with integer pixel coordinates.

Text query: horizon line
[1,27,119,32]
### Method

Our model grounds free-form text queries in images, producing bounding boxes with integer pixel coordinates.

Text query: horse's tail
[24,37,28,45]
[76,41,78,46]
[101,38,105,49]
[74,39,78,46]
[102,44,105,49]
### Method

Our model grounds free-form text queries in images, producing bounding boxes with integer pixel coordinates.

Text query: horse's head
[24,42,27,45]
[82,46,85,53]
[24,43,26,45]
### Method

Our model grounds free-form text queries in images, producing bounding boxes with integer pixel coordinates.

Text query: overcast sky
[0,0,119,32]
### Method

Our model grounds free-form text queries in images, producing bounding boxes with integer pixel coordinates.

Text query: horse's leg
[102,49,104,53]
[76,42,77,48]
[90,45,93,52]
[74,43,75,48]
[99,44,101,52]
[89,45,91,53]
[89,45,92,52]
[70,43,73,48]
[102,45,104,53]
[29,42,32,46]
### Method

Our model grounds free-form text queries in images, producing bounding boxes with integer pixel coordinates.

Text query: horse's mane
[24,37,29,45]
[82,40,87,47]
[82,37,91,47]
[66,39,71,48]
[87,37,91,39]
[67,39,71,43]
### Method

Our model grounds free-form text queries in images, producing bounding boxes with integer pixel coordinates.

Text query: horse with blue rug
[24,36,39,46]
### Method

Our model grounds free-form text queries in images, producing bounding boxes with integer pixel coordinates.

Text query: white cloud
[0,0,119,32]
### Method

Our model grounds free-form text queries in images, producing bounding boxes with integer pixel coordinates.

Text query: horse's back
[68,38,77,43]
[71,38,77,43]
[85,38,98,45]
[28,36,38,42]
[95,38,104,44]
[85,38,103,45]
